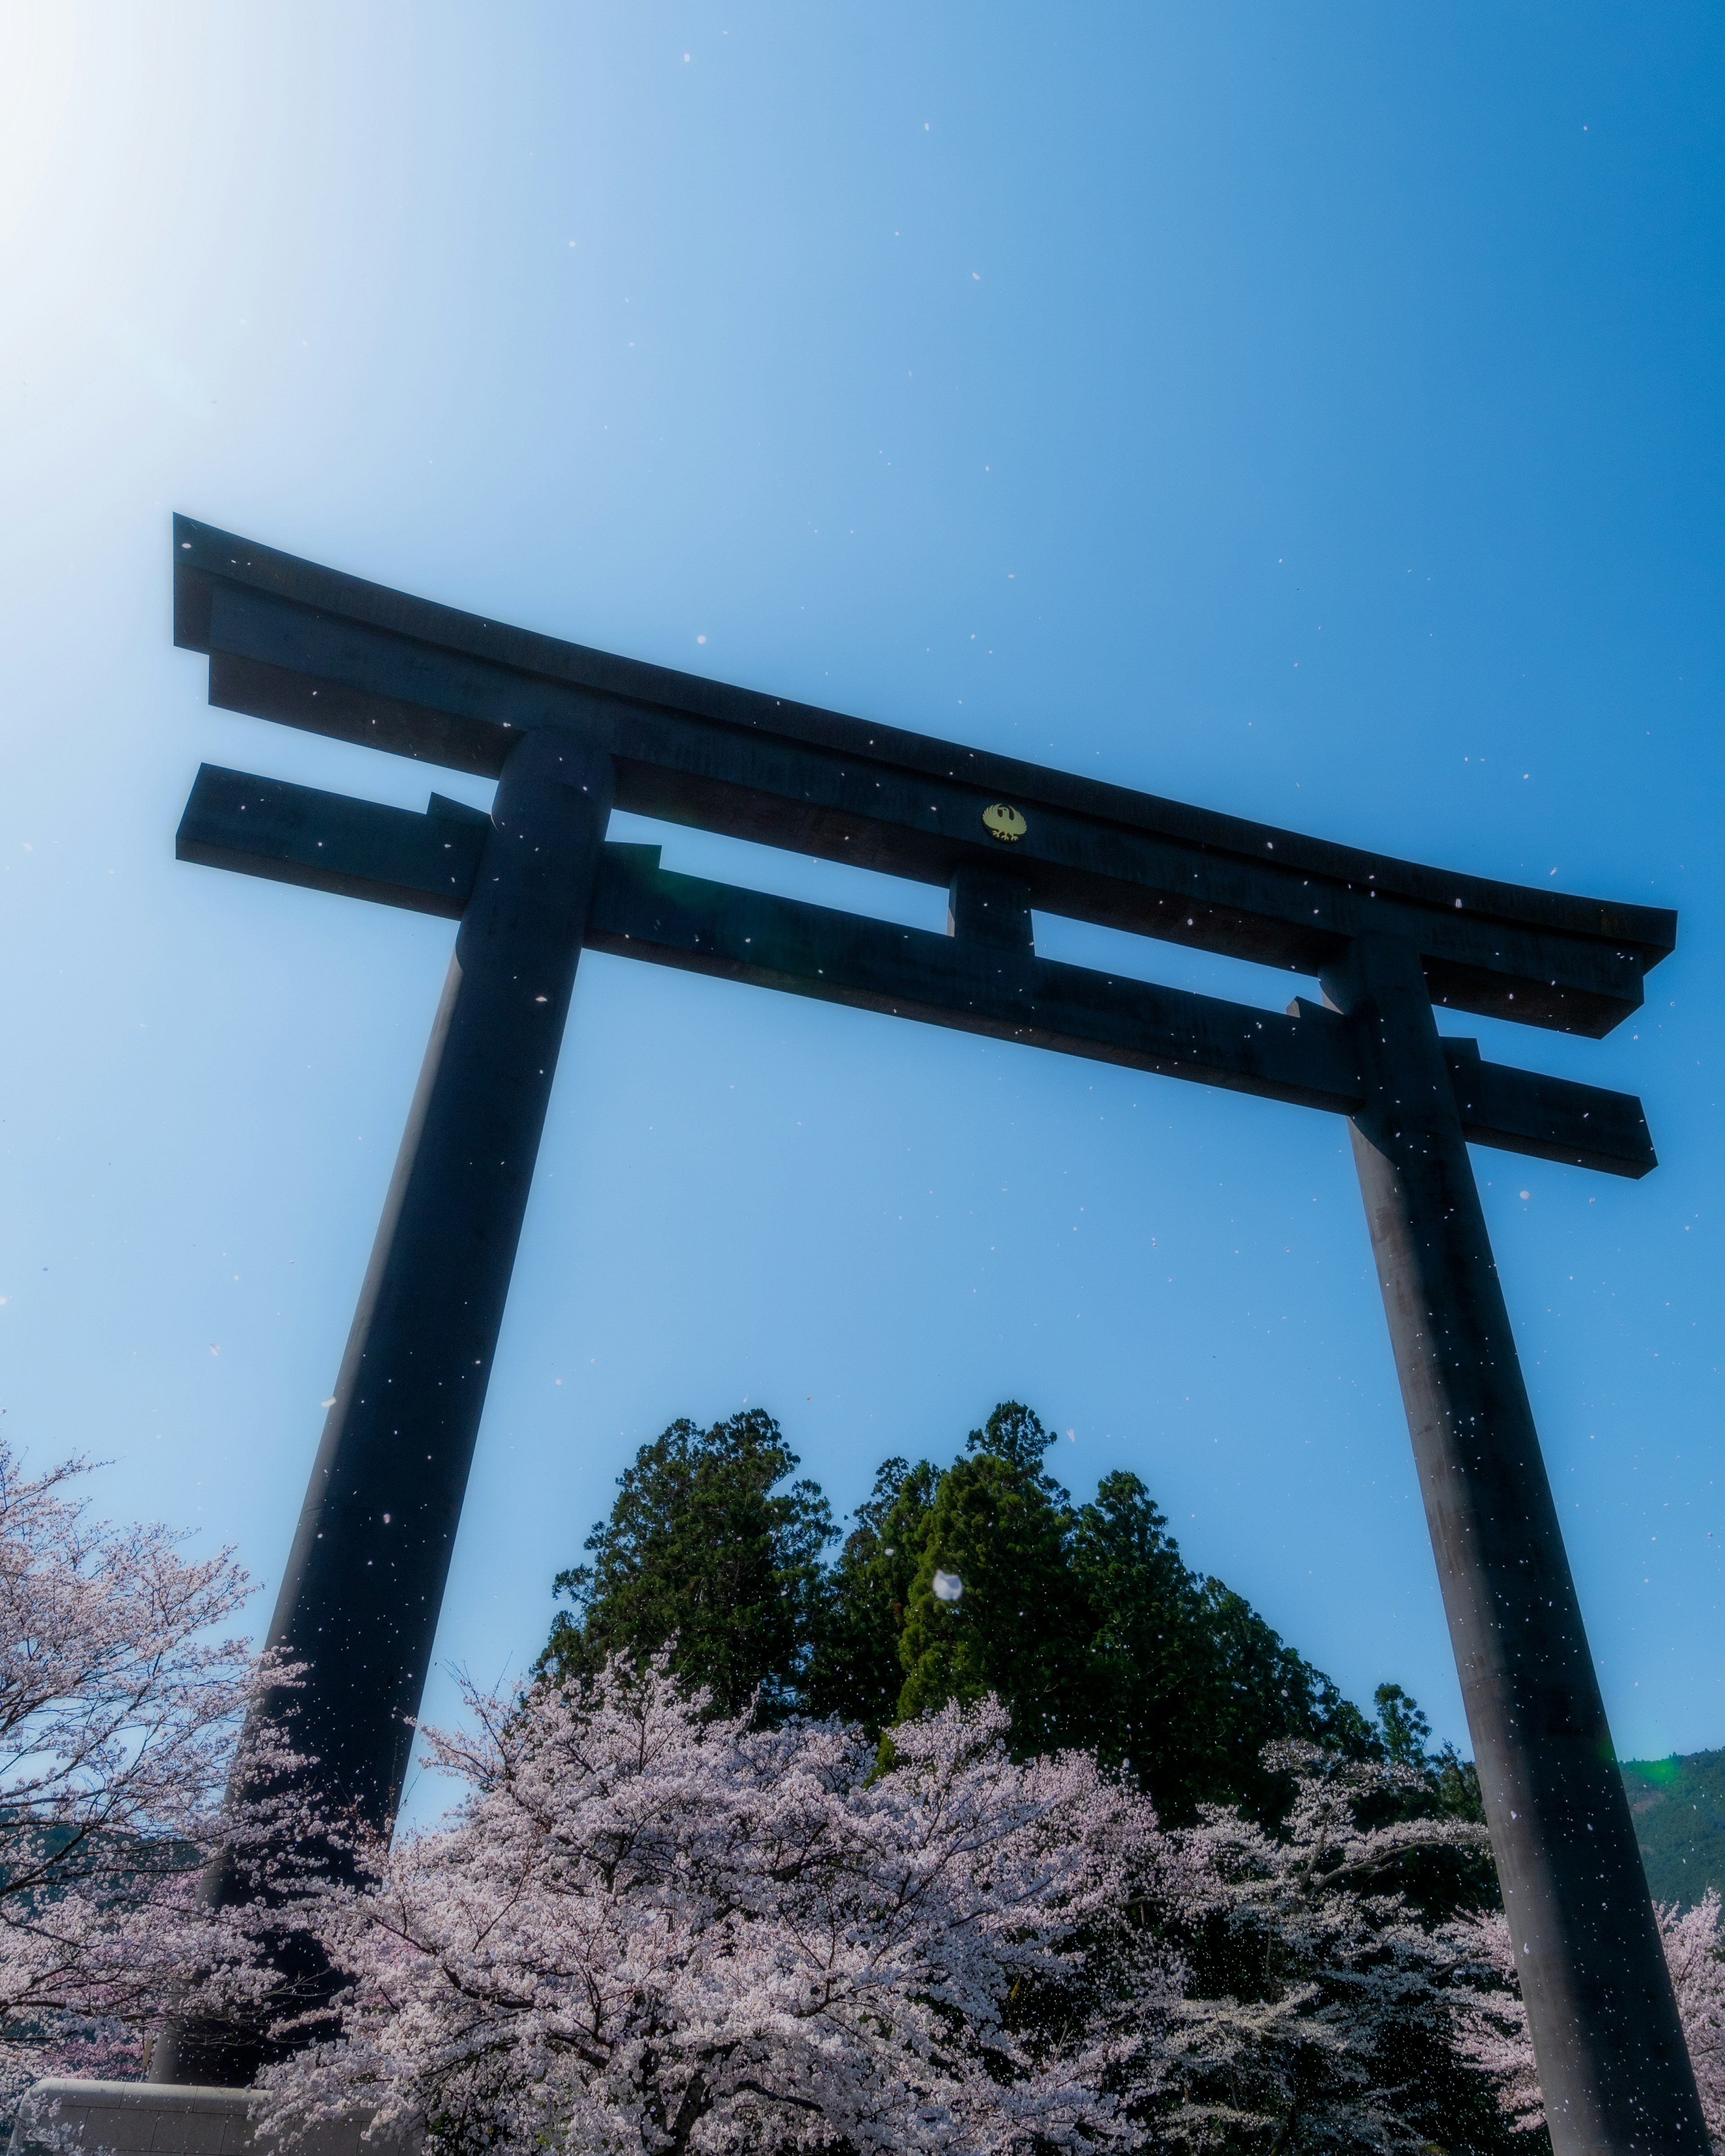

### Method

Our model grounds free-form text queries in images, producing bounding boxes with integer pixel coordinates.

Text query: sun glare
[0,6,83,248]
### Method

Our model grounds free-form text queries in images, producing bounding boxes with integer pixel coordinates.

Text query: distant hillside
[1623,1749,1725,1909]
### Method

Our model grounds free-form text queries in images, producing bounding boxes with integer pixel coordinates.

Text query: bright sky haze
[2,4,1722,1813]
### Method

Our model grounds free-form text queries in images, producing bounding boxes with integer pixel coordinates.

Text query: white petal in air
[932,1569,964,1603]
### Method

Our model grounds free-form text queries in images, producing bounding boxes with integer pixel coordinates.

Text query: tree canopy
[540,1409,835,1723]
[263,1658,1191,2156]
[543,1400,1423,1824]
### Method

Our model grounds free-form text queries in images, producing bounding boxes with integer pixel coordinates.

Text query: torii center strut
[160,517,1704,2152]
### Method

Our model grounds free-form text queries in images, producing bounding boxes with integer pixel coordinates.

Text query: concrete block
[7,2082,413,2156]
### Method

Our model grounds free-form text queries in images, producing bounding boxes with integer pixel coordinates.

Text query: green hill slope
[1622,1748,1725,1908]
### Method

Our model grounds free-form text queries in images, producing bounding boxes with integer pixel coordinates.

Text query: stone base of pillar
[7,2081,416,2156]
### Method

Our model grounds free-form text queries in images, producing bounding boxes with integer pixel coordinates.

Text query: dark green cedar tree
[802,1457,938,1732]
[1066,1471,1314,1818]
[1067,1467,1213,1798]
[894,1403,1096,1758]
[537,1409,834,1721]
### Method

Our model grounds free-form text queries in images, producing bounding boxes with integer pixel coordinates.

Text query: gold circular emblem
[982,802,1027,843]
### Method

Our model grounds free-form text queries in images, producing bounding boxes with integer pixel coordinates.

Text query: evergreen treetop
[539,1407,834,1721]
[541,1398,1480,1832]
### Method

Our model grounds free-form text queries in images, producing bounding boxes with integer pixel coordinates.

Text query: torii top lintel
[172,514,1673,1039]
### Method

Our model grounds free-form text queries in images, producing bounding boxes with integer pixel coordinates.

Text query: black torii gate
[155,514,1703,2151]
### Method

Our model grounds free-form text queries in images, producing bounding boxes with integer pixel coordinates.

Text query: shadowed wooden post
[151,728,613,2087]
[1322,932,1707,2155]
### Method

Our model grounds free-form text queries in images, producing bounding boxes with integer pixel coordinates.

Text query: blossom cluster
[256,1663,1201,2156]
[0,1441,307,2108]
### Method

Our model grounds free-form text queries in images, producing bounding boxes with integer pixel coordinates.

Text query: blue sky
[2,4,1721,1816]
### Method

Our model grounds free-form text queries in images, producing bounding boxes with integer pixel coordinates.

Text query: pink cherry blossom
[1455,1891,1725,2146]
[1157,1743,1496,2148]
[0,1440,293,2106]
[258,1655,1200,2156]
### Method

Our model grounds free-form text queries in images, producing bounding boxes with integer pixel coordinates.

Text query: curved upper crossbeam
[173,515,1672,1038]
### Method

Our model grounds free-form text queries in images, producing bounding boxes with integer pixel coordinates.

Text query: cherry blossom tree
[1455,1890,1725,2147]
[259,1654,1202,2156]
[1664,1895,1725,2138]
[1155,1743,1510,2153]
[0,1440,284,2104]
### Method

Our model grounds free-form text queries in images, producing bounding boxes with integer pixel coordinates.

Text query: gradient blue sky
[2,5,1722,1817]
